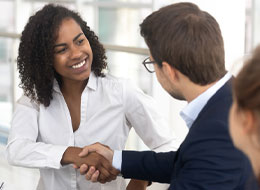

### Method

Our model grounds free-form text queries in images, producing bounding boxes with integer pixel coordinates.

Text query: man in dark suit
[77,2,257,189]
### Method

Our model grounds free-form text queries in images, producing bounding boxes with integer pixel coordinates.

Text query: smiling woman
[5,4,178,190]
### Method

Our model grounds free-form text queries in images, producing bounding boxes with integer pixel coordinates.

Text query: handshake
[70,143,120,184]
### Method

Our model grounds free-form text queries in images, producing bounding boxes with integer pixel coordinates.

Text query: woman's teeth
[72,60,86,69]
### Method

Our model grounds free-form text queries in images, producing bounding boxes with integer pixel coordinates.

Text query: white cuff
[112,150,122,171]
[48,145,68,169]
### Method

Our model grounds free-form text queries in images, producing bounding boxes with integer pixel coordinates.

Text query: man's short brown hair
[140,2,226,85]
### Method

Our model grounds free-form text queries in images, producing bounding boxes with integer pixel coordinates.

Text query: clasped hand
[74,142,118,183]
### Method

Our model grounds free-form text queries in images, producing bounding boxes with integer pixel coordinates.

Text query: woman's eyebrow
[54,33,84,48]
[73,33,84,42]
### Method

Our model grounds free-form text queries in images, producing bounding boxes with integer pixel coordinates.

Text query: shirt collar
[53,72,98,93]
[87,72,97,91]
[53,79,61,94]
[180,72,232,129]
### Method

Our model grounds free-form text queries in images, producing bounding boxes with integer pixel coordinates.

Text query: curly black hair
[17,4,107,107]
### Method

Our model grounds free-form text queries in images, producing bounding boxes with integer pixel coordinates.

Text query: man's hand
[61,146,119,183]
[77,152,118,183]
[79,142,114,163]
[77,143,116,183]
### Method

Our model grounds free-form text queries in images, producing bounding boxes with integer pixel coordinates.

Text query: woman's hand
[61,147,119,183]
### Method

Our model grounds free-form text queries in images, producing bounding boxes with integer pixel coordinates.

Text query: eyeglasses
[142,57,156,73]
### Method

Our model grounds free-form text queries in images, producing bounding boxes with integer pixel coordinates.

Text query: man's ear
[161,61,178,82]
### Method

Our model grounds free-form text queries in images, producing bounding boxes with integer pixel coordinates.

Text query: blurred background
[0,0,259,189]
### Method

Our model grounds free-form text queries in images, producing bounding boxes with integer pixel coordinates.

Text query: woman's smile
[71,59,85,69]
[70,57,90,74]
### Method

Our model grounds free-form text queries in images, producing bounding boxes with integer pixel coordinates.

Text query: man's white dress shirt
[113,72,232,171]
[6,72,178,190]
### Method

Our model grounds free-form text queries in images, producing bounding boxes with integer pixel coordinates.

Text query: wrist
[143,180,150,187]
[128,179,149,188]
[61,147,82,165]
[109,149,114,164]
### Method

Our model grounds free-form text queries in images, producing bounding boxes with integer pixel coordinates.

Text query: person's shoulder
[100,73,127,83]
[190,119,228,136]
[203,79,233,113]
[98,73,131,90]
[196,83,232,124]
[96,74,144,99]
[101,73,123,81]
[181,119,243,163]
[185,95,232,146]
[16,95,40,111]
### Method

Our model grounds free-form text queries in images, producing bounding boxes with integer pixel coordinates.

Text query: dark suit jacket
[121,79,258,190]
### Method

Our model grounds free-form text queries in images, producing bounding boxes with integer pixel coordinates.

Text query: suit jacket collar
[193,78,233,126]
[180,73,232,129]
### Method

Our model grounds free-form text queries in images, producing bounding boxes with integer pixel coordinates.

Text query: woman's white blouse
[5,72,178,190]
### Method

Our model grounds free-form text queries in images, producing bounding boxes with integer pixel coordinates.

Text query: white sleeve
[5,96,68,169]
[123,81,180,152]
